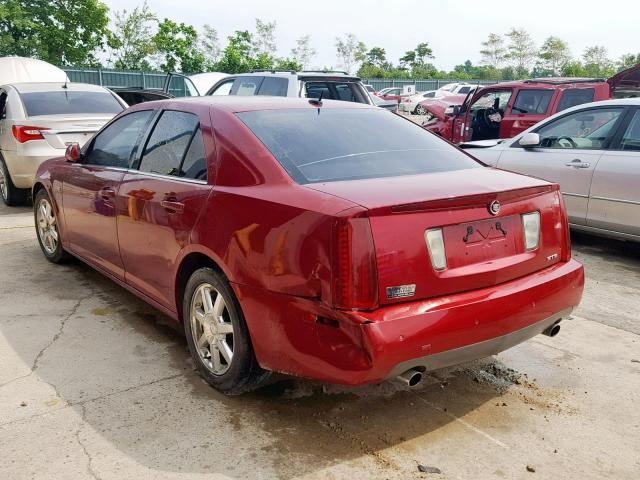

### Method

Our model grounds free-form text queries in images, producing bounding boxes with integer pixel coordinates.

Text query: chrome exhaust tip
[542,322,561,337]
[394,368,423,387]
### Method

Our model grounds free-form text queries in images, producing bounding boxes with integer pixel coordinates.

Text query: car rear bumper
[235,258,584,385]
[2,150,62,189]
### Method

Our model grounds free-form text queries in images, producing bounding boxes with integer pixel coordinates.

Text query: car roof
[130,96,377,114]
[486,78,607,90]
[9,82,112,93]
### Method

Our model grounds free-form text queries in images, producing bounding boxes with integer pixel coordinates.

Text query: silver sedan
[462,98,640,242]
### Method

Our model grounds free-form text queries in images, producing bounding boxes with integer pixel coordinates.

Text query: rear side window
[231,77,263,96]
[20,91,123,116]
[139,111,202,178]
[304,82,368,104]
[86,111,153,168]
[620,110,640,151]
[458,86,471,94]
[237,108,480,184]
[257,77,288,97]
[512,89,554,114]
[556,88,595,112]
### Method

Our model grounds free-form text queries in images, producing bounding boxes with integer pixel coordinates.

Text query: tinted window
[257,77,288,97]
[304,82,367,104]
[458,86,471,94]
[556,88,595,112]
[21,91,123,117]
[181,128,208,180]
[231,77,263,96]
[85,111,153,168]
[210,79,234,96]
[238,108,480,184]
[0,92,7,119]
[535,107,623,150]
[512,89,554,114]
[139,111,200,176]
[305,82,331,100]
[620,110,640,151]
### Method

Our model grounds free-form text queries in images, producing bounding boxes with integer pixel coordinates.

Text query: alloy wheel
[0,162,7,201]
[416,105,427,115]
[190,283,235,375]
[36,198,59,255]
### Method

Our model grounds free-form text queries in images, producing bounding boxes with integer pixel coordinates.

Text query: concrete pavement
[1,203,639,479]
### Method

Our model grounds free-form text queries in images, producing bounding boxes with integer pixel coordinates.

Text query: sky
[103,0,639,71]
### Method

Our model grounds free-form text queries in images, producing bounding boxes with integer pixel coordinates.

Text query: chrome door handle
[565,159,590,168]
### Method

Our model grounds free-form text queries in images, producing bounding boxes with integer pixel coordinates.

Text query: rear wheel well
[175,253,223,322]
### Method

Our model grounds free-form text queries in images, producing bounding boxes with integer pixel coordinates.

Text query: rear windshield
[237,108,480,184]
[20,90,124,117]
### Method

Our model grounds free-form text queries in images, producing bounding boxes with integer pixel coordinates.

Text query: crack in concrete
[0,373,189,429]
[75,403,102,480]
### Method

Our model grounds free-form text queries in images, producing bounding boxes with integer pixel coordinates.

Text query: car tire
[0,157,29,206]
[183,268,270,395]
[34,188,69,263]
[415,105,427,116]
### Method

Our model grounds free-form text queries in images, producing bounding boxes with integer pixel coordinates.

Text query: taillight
[557,192,572,260]
[332,215,378,310]
[521,212,541,251]
[12,125,49,143]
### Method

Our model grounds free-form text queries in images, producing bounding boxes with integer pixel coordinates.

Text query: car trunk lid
[309,169,569,306]
[22,114,112,149]
[608,63,640,98]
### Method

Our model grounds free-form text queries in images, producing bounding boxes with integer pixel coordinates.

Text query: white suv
[206,70,373,105]
[0,82,126,205]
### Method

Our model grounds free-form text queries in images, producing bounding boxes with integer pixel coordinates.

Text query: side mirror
[519,133,540,148]
[65,143,81,162]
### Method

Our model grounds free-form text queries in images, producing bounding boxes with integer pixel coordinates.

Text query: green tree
[153,19,205,72]
[538,36,571,75]
[0,0,37,57]
[365,47,387,68]
[214,30,276,74]
[479,33,506,68]
[106,1,157,70]
[1,0,109,65]
[400,42,434,69]
[253,19,276,56]
[505,27,537,76]
[200,24,221,70]
[618,53,640,70]
[335,34,367,74]
[582,45,614,77]
[291,35,316,69]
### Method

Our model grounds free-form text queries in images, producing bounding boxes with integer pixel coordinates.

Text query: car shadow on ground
[0,224,521,478]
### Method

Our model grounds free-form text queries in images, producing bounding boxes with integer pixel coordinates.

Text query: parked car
[435,83,478,97]
[32,97,583,394]
[363,84,377,95]
[461,98,640,242]
[206,70,373,106]
[0,82,126,205]
[111,73,201,106]
[376,87,407,102]
[370,94,398,111]
[189,72,229,96]
[423,64,640,143]
[401,90,437,114]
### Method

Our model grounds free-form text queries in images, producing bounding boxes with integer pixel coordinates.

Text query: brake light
[557,192,572,260]
[332,215,378,310]
[12,125,49,143]
[521,212,541,251]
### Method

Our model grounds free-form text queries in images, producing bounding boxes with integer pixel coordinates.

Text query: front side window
[210,79,234,96]
[138,111,200,177]
[535,107,623,150]
[20,91,124,117]
[85,111,153,168]
[238,108,480,184]
[556,88,595,112]
[511,89,554,115]
[470,90,513,112]
[620,110,640,151]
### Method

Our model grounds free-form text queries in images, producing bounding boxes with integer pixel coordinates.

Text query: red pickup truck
[422,64,640,143]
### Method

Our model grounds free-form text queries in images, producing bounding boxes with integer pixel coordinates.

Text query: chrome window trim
[72,164,208,185]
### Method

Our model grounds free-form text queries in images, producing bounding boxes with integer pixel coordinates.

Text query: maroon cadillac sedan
[33,97,583,393]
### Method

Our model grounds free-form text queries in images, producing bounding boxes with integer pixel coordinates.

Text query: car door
[587,107,640,236]
[117,108,213,310]
[500,88,555,139]
[62,110,154,279]
[496,106,626,226]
